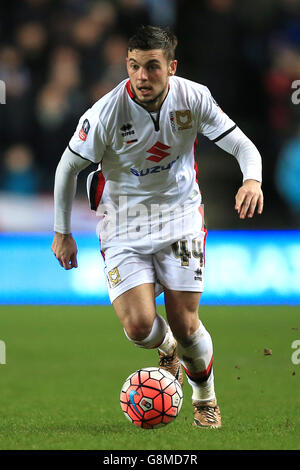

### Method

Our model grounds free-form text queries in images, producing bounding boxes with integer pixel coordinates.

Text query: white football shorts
[102,229,207,303]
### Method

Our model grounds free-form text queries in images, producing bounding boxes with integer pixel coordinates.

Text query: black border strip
[0,449,296,465]
[211,124,237,143]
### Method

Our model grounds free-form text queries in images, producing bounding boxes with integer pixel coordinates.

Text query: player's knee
[169,314,199,346]
[124,321,153,341]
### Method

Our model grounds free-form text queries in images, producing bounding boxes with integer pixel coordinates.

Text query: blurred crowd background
[1,0,300,230]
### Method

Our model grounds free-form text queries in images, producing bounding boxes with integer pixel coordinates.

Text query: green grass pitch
[0,305,299,450]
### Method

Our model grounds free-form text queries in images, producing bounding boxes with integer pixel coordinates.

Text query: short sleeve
[198,88,236,143]
[68,108,107,164]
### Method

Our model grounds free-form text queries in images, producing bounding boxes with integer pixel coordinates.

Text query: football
[120,367,183,429]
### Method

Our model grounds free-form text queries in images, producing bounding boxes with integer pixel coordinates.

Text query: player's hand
[51,232,78,270]
[235,179,264,219]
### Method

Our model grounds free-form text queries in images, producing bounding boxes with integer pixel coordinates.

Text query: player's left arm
[214,126,264,219]
[196,88,263,219]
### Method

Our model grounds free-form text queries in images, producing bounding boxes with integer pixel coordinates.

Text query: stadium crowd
[1,0,300,228]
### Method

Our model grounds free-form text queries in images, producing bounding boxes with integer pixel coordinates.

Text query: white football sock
[157,324,176,356]
[177,321,216,402]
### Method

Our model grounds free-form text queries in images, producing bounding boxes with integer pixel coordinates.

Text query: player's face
[126,49,177,111]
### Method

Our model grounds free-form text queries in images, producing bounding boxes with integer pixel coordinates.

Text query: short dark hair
[128,25,178,61]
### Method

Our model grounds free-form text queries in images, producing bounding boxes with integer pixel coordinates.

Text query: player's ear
[168,60,177,76]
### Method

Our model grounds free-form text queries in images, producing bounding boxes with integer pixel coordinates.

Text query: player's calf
[158,340,184,387]
[176,320,221,426]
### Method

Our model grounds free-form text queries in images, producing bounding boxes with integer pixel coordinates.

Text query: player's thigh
[164,289,201,341]
[103,248,157,339]
[104,247,155,302]
[113,283,157,340]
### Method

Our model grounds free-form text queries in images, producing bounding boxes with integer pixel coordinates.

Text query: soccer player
[52,25,263,428]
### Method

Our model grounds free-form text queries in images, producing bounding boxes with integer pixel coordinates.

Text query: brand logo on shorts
[194,268,202,281]
[108,267,121,287]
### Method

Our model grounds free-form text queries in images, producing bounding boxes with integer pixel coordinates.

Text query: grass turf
[0,305,299,450]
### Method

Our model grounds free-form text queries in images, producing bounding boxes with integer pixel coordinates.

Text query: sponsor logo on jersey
[170,110,193,131]
[120,123,136,138]
[130,156,180,177]
[146,141,171,163]
[79,118,90,141]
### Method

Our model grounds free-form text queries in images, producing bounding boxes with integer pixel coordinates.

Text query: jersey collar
[126,80,135,99]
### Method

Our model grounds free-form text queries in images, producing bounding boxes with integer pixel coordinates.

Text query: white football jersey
[68,76,236,253]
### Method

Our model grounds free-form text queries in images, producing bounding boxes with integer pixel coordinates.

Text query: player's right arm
[51,147,91,270]
[52,98,109,268]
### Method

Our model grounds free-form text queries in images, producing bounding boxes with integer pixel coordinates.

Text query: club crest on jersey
[170,110,192,131]
[79,119,90,141]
